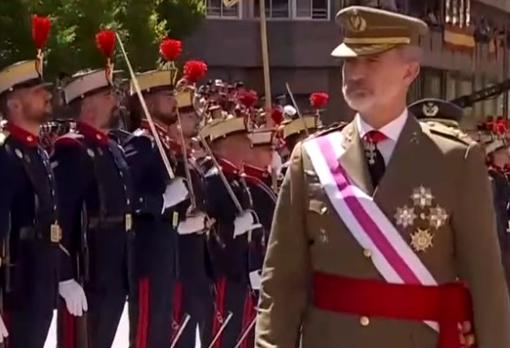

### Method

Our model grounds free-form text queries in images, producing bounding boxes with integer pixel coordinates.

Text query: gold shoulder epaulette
[0,130,10,146]
[423,121,474,146]
[306,121,348,141]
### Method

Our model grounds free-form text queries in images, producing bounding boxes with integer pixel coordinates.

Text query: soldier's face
[151,90,177,124]
[11,85,53,122]
[89,90,118,128]
[342,49,418,114]
[178,110,200,138]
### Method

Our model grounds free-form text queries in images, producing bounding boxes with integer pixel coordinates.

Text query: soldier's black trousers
[6,308,53,348]
[57,284,127,348]
[129,272,176,348]
[171,278,215,348]
[207,277,256,348]
[5,240,59,348]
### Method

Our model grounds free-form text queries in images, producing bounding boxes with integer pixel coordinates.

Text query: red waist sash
[313,272,473,348]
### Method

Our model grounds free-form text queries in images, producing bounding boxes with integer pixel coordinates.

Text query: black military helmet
[409,98,464,126]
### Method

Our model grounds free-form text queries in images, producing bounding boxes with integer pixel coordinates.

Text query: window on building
[254,0,328,19]
[422,70,442,99]
[254,0,290,18]
[295,0,329,19]
[207,0,241,18]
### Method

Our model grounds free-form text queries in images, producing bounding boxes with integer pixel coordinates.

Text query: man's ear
[6,94,22,114]
[404,62,420,87]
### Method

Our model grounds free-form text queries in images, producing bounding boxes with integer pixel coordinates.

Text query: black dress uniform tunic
[0,123,60,348]
[52,122,133,348]
[123,124,179,348]
[202,157,261,348]
[169,145,215,348]
[489,166,510,292]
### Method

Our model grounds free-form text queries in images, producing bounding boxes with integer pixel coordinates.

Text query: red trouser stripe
[211,277,227,348]
[171,281,183,339]
[60,303,77,348]
[240,291,255,348]
[136,278,150,348]
[313,272,473,348]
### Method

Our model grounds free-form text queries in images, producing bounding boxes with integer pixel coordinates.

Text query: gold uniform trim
[343,37,411,45]
[283,117,319,139]
[50,223,62,243]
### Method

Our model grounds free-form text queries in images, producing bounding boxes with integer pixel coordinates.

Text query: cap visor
[330,42,398,58]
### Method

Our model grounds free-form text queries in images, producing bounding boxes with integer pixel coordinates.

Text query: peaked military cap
[63,69,116,104]
[332,6,429,57]
[409,98,464,127]
[0,60,52,97]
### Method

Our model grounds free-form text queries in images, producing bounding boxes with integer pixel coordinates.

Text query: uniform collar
[77,121,109,145]
[140,119,182,153]
[217,157,240,176]
[6,122,39,147]
[356,108,408,142]
[243,163,270,181]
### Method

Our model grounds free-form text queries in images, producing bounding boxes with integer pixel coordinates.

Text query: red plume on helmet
[95,30,116,84]
[271,106,284,125]
[238,89,258,108]
[95,30,116,58]
[31,15,51,76]
[310,92,329,109]
[160,38,183,62]
[32,15,51,49]
[494,116,508,136]
[183,60,208,83]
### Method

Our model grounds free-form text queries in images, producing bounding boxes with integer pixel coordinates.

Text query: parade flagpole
[259,0,272,109]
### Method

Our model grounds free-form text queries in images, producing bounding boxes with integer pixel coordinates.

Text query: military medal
[50,222,62,243]
[394,205,417,228]
[410,228,434,252]
[428,205,449,229]
[364,141,377,165]
[125,213,132,231]
[411,186,434,208]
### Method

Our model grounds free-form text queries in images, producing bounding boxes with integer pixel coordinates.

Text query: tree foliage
[0,0,205,79]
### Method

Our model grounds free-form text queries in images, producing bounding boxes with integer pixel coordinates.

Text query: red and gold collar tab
[218,157,240,176]
[243,163,270,181]
[77,121,108,145]
[6,122,39,147]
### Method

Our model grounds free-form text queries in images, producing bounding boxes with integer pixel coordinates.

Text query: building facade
[186,0,510,128]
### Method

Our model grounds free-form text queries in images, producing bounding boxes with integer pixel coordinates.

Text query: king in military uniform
[256,6,510,348]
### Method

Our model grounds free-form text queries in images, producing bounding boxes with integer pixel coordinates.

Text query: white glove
[233,211,262,238]
[0,314,8,342]
[59,279,88,317]
[249,270,262,290]
[162,177,189,212]
[177,212,207,235]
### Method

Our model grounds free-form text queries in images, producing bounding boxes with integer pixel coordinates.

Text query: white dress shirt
[356,109,408,165]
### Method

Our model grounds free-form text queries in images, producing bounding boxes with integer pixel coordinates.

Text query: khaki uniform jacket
[255,116,510,348]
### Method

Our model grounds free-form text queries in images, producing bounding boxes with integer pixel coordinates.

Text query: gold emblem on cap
[347,12,367,33]
[410,228,434,252]
[423,103,439,117]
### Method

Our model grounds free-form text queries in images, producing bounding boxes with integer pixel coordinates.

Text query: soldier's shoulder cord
[422,121,474,146]
[305,121,349,141]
